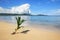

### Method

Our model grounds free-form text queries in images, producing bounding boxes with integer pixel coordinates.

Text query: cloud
[44,9,60,15]
[0,3,31,23]
[0,7,11,13]
[11,3,31,14]
[34,9,60,15]
[0,3,31,14]
[51,9,60,15]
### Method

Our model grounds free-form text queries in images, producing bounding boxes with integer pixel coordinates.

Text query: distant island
[0,13,31,16]
[20,13,48,16]
[0,13,47,16]
[36,14,48,16]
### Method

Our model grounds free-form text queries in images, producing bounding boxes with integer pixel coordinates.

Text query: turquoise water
[29,16,60,29]
[29,16,60,25]
[0,16,60,29]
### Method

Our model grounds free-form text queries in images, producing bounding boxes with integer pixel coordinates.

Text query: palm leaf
[19,19,25,25]
[15,16,25,29]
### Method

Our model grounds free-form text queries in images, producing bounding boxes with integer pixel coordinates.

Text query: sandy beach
[0,21,60,40]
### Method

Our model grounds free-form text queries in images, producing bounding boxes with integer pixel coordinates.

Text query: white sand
[0,21,60,40]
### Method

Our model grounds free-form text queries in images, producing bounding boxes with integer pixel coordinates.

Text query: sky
[0,0,60,15]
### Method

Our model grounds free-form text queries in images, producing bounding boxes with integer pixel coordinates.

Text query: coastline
[0,21,60,40]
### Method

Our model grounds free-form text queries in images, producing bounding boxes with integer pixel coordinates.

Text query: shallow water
[0,16,60,29]
[29,16,60,30]
[29,16,60,25]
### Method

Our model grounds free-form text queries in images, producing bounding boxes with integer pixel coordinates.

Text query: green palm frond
[19,19,25,25]
[12,16,25,34]
[15,16,25,30]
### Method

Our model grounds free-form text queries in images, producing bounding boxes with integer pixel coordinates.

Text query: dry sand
[0,21,60,40]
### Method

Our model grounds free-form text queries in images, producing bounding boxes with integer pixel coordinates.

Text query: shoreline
[0,21,60,40]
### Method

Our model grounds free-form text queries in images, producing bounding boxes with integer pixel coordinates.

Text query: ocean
[29,16,60,25]
[0,16,60,29]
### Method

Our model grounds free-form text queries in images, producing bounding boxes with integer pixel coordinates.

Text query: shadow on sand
[11,30,30,35]
[20,30,30,34]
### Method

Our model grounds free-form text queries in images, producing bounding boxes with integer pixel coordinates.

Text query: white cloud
[0,3,31,23]
[0,7,11,13]
[0,3,31,14]
[52,9,60,15]
[44,9,60,15]
[11,3,31,14]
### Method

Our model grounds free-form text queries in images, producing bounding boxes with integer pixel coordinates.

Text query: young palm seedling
[12,16,25,35]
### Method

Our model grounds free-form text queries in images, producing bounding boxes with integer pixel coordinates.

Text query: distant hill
[21,13,32,15]
[0,13,48,16]
[36,14,48,16]
[0,13,32,16]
